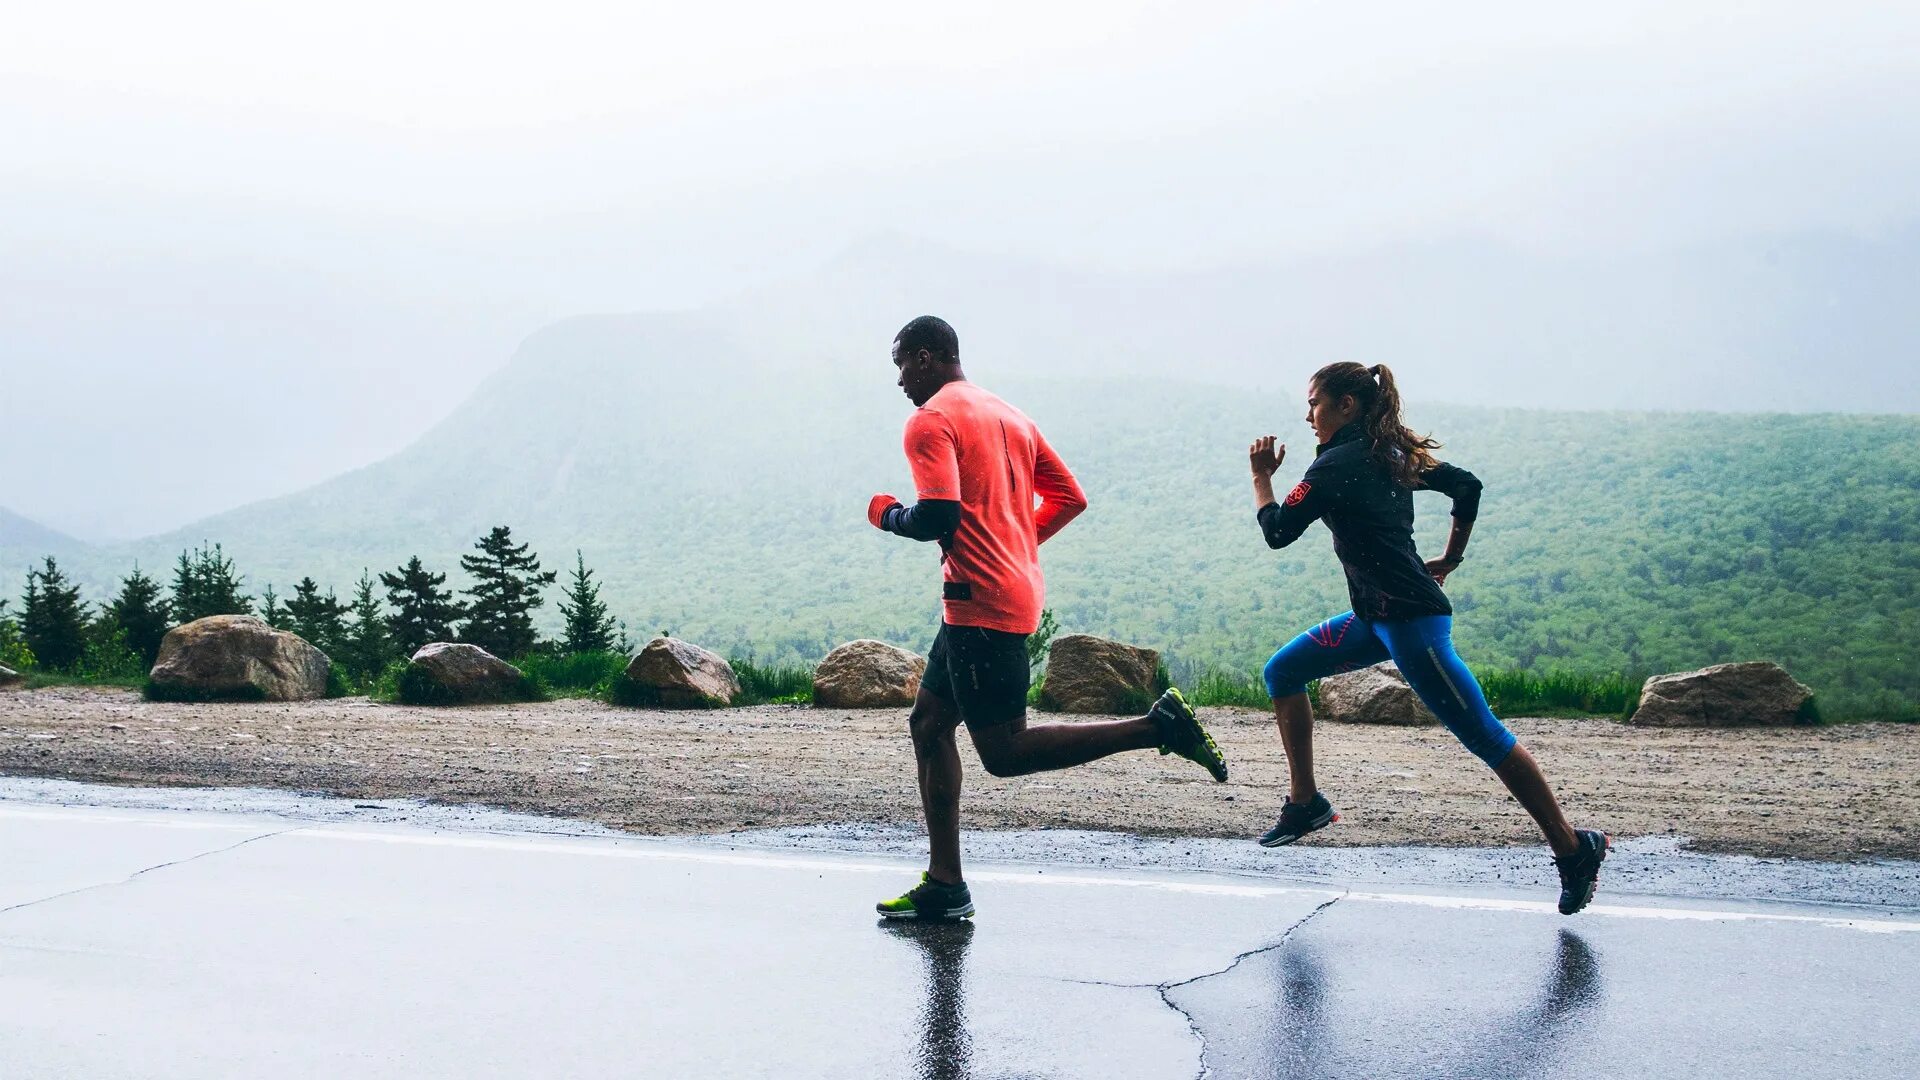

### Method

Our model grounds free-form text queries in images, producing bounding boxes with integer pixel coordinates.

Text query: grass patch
[519,650,628,699]
[1474,669,1642,718]
[1186,665,1270,709]
[731,657,814,706]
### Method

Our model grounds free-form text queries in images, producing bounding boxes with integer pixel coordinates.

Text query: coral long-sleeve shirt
[904,381,1087,634]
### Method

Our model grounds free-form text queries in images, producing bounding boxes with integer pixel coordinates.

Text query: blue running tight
[1262,612,1517,767]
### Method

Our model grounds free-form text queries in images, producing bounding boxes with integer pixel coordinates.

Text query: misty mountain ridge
[0,508,85,559]
[7,225,1916,544]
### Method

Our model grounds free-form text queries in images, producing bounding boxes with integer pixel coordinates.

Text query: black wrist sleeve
[882,499,960,543]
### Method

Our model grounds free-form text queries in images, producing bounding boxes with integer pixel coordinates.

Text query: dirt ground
[1,686,1914,861]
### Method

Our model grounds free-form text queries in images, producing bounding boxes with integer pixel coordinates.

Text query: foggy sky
[4,2,1919,540]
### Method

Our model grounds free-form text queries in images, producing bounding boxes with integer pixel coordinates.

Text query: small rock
[1629,661,1815,726]
[407,642,527,704]
[1317,663,1437,725]
[147,615,330,702]
[623,638,742,707]
[812,640,925,708]
[1041,634,1160,714]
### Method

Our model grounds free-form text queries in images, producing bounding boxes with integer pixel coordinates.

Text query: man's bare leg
[965,710,1161,777]
[1272,691,1317,802]
[909,687,966,884]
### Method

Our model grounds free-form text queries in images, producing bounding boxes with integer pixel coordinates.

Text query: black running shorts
[922,622,1030,728]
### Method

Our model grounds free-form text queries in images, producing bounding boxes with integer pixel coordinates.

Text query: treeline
[1,526,629,689]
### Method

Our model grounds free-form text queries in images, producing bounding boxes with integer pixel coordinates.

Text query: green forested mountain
[11,313,1917,714]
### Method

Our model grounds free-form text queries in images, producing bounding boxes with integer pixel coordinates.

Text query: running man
[868,315,1227,921]
[1248,361,1609,915]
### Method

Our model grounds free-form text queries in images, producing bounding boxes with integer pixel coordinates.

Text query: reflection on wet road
[1232,929,1601,1079]
[884,921,977,1080]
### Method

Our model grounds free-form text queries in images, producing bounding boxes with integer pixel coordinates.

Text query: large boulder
[147,615,330,702]
[1628,662,1815,727]
[405,643,528,704]
[813,640,925,708]
[0,664,22,689]
[1041,634,1160,714]
[1317,663,1437,725]
[623,637,742,707]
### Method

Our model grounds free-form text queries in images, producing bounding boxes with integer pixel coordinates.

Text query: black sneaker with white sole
[1258,792,1339,847]
[1554,828,1610,915]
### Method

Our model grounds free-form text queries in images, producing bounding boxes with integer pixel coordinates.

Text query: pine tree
[380,556,464,658]
[107,564,172,666]
[258,585,283,627]
[338,570,394,677]
[169,543,252,624]
[282,577,347,657]
[557,551,618,654]
[21,557,88,672]
[457,526,556,660]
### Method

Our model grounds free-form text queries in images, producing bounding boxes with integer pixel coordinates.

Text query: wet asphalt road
[2,793,1916,1079]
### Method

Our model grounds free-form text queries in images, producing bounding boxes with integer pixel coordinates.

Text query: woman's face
[1305,381,1359,445]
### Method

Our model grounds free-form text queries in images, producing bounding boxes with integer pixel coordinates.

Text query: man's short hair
[895,315,958,363]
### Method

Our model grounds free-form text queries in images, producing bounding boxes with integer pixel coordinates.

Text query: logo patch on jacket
[1284,482,1311,507]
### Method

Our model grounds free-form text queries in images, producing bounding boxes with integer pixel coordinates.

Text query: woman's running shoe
[1149,688,1229,782]
[877,872,975,921]
[1258,792,1339,847]
[1554,829,1610,915]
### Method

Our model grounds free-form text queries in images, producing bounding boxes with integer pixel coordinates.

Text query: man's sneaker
[876,872,975,922]
[1149,688,1229,782]
[1554,829,1610,915]
[1258,792,1339,847]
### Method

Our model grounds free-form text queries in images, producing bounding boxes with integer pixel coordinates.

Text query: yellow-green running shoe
[1151,687,1228,782]
[876,872,976,921]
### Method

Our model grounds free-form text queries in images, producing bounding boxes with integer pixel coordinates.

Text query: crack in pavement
[1156,893,1346,1080]
[0,826,307,918]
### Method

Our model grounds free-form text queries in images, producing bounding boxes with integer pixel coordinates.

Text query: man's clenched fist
[868,493,902,530]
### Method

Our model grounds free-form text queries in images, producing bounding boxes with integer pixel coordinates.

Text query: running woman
[1248,361,1608,915]
[868,315,1227,922]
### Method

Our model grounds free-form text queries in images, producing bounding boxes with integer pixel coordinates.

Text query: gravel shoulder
[1,686,1914,862]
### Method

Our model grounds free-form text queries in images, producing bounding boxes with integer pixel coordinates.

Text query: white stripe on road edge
[7,805,1917,934]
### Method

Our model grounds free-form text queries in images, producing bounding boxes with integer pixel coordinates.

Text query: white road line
[6,804,1917,935]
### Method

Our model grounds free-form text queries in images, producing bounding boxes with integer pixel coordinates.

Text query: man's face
[893,339,938,406]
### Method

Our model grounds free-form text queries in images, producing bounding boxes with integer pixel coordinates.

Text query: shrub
[367,659,411,702]
[76,626,146,682]
[731,657,814,706]
[324,663,354,699]
[1474,669,1641,718]
[1187,665,1271,709]
[519,650,628,699]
